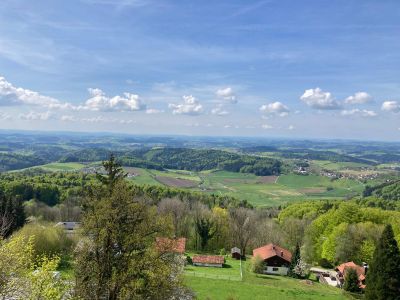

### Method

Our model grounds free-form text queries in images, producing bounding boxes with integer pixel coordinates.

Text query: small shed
[231,247,241,259]
[192,255,224,268]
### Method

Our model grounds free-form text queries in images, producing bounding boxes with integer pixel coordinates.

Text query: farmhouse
[192,255,224,268]
[335,261,367,289]
[155,237,186,254]
[253,243,292,275]
[231,247,241,259]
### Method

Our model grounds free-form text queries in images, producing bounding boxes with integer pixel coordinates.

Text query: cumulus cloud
[19,111,52,121]
[300,88,341,110]
[344,92,372,105]
[145,108,164,114]
[211,105,229,116]
[341,109,377,117]
[169,95,203,115]
[216,87,237,104]
[261,124,273,129]
[381,101,400,113]
[0,76,71,109]
[82,88,146,111]
[259,101,289,117]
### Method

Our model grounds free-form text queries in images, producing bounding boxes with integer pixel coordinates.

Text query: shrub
[13,223,74,258]
[251,255,264,274]
[319,258,333,269]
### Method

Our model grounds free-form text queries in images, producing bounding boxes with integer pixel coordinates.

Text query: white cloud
[288,125,295,130]
[0,111,11,120]
[19,111,52,121]
[341,109,377,117]
[211,105,229,116]
[169,95,203,115]
[261,124,273,129]
[60,115,77,122]
[83,88,146,111]
[216,87,237,104]
[381,101,400,113]
[0,76,71,109]
[300,88,341,110]
[344,92,372,105]
[259,101,289,117]
[145,108,164,114]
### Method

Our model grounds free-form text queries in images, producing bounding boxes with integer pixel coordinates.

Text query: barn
[192,255,224,268]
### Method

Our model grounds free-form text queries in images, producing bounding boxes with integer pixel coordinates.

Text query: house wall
[263,266,289,275]
[193,262,223,268]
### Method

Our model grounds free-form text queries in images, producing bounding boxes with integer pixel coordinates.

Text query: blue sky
[0,0,399,140]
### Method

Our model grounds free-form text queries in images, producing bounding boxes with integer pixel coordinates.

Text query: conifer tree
[365,224,400,300]
[343,268,361,293]
[289,243,301,277]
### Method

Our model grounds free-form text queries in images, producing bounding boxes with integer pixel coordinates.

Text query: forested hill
[60,147,282,176]
[364,180,400,201]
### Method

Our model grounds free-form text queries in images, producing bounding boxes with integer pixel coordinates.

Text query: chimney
[281,251,284,257]
[362,262,368,274]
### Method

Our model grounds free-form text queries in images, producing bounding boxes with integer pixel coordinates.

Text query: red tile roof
[192,255,224,265]
[336,261,366,289]
[252,243,292,263]
[156,237,186,254]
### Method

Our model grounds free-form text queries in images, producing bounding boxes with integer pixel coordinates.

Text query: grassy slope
[185,256,347,300]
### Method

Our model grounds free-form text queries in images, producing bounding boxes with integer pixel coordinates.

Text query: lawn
[184,255,348,300]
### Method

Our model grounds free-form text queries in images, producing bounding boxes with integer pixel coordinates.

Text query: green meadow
[184,255,347,300]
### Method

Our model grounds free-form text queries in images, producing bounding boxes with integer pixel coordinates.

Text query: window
[272,267,279,271]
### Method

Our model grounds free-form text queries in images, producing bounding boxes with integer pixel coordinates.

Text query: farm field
[128,168,366,207]
[184,255,347,300]
[16,162,369,207]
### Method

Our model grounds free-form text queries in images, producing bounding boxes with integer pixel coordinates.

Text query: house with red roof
[155,237,186,254]
[192,255,225,268]
[335,261,367,289]
[253,243,292,275]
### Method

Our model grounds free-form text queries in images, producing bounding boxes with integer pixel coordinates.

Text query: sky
[0,0,400,140]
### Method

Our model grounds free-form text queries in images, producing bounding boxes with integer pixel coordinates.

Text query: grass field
[35,162,86,172]
[22,161,370,207]
[184,255,348,300]
[126,168,366,207]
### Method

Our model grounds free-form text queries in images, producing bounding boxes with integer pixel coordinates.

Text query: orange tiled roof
[156,237,186,254]
[252,243,292,263]
[336,261,366,289]
[192,255,224,264]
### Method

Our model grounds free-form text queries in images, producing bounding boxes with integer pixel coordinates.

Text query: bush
[251,255,264,274]
[319,258,333,269]
[13,223,74,258]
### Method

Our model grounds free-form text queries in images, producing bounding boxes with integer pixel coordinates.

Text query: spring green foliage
[14,223,74,258]
[74,156,186,299]
[279,201,400,265]
[0,235,68,300]
[251,255,264,274]
[365,224,400,300]
[343,268,361,293]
